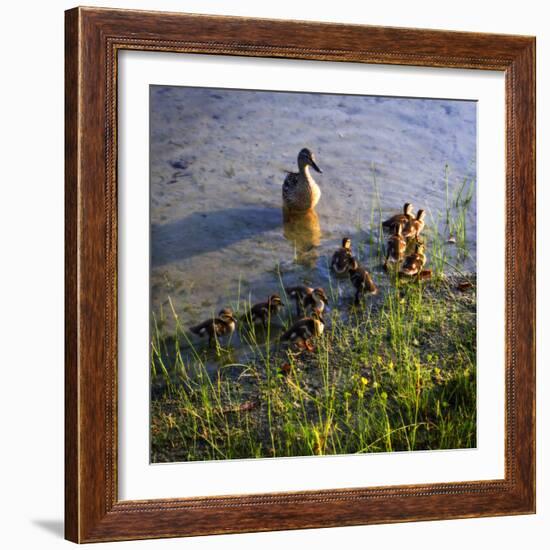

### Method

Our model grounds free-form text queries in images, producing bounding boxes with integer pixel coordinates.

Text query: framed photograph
[65,7,536,543]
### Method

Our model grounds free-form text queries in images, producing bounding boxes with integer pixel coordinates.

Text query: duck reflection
[282,207,322,267]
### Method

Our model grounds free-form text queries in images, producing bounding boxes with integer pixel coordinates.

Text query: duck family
[188,150,430,352]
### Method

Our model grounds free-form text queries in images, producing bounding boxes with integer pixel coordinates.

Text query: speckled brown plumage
[385,223,407,267]
[402,209,426,240]
[382,202,414,232]
[331,237,353,275]
[285,285,314,316]
[282,148,322,211]
[400,242,427,277]
[249,294,284,327]
[348,257,378,304]
[303,287,329,315]
[281,314,325,350]
[190,308,237,345]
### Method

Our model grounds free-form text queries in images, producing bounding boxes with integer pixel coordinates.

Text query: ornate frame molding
[65,7,535,542]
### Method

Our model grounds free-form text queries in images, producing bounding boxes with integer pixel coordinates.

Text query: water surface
[150,86,476,334]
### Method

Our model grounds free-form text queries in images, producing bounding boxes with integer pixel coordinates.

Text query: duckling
[249,294,284,327]
[282,148,322,212]
[384,223,407,268]
[281,312,325,351]
[403,209,426,240]
[382,202,414,232]
[348,257,378,304]
[400,241,427,277]
[303,287,329,316]
[331,237,353,275]
[190,308,237,346]
[285,285,314,316]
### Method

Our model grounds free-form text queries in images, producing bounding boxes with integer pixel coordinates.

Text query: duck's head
[298,148,322,173]
[416,209,426,221]
[404,202,414,216]
[219,308,237,324]
[342,237,352,250]
[313,288,329,304]
[268,294,283,307]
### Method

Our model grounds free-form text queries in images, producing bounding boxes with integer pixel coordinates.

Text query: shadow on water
[151,206,282,267]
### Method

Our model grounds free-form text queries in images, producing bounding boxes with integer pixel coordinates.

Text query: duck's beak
[310,158,322,173]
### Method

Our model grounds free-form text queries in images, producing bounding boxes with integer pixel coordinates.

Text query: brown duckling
[382,202,414,232]
[400,241,427,277]
[403,209,426,240]
[303,287,329,316]
[331,237,353,275]
[348,257,378,304]
[190,308,237,346]
[285,285,314,316]
[250,294,284,327]
[281,312,325,351]
[384,223,407,268]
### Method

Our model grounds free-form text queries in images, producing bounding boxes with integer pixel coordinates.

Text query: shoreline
[151,272,476,463]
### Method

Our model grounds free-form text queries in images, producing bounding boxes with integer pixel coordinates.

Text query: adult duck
[282,148,323,212]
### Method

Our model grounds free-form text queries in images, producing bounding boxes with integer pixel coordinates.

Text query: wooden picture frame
[65,6,536,543]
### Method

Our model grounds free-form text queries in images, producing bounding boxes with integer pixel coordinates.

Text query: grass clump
[150,274,476,462]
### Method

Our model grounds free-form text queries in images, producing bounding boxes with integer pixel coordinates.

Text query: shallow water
[150,86,476,335]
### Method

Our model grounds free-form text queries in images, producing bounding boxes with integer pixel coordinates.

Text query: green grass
[443,162,476,260]
[151,162,477,463]
[150,274,476,462]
